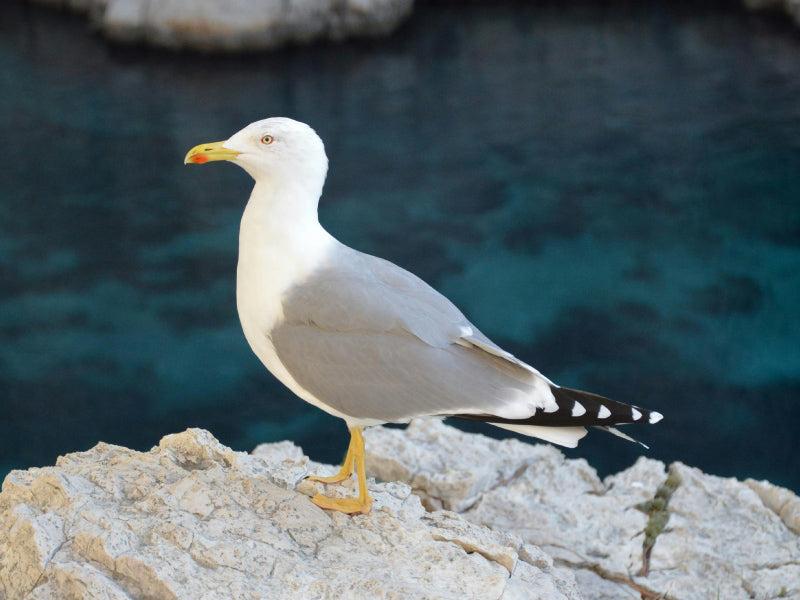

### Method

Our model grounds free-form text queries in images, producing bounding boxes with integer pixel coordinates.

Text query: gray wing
[270,245,557,422]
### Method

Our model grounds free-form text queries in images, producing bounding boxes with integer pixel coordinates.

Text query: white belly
[236,289,348,421]
[235,201,350,422]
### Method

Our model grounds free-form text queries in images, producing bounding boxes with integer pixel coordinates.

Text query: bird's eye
[260,134,274,145]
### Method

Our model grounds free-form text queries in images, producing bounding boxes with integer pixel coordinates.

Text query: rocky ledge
[27,0,413,52]
[1,421,798,599]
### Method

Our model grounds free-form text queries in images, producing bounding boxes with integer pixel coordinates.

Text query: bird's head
[185,117,328,188]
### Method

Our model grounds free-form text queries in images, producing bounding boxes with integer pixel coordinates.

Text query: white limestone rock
[365,419,800,600]
[364,419,553,512]
[0,428,576,600]
[746,477,800,535]
[26,0,414,52]
[3,420,797,600]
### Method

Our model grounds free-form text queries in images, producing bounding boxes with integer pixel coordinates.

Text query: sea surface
[1,1,799,490]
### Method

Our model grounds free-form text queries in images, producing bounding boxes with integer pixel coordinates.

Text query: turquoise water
[1,2,799,490]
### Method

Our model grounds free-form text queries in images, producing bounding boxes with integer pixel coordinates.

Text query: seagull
[185,117,663,515]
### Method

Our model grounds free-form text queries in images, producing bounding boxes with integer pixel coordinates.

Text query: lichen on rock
[635,465,681,577]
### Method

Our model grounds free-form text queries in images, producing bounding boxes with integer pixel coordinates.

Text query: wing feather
[271,246,554,421]
[270,245,662,438]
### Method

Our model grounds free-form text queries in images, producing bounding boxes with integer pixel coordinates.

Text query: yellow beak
[184,141,240,165]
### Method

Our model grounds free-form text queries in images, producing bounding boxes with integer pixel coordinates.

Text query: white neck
[242,179,327,245]
[236,179,335,330]
[234,178,347,421]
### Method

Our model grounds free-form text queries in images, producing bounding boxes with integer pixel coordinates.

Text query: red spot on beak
[192,154,209,164]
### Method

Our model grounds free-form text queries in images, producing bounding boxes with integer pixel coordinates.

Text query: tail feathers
[540,385,662,427]
[486,422,647,449]
[455,385,663,428]
[595,426,650,449]
[453,385,663,448]
[491,423,587,448]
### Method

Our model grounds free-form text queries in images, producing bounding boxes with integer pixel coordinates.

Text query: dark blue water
[1,1,799,490]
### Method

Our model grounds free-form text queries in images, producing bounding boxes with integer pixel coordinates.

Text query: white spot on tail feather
[598,405,611,419]
[572,402,586,417]
[631,408,642,421]
[649,411,663,424]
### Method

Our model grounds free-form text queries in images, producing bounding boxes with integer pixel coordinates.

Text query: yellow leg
[306,434,355,484]
[311,427,373,515]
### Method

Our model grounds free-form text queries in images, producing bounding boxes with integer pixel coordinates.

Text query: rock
[746,478,800,535]
[0,428,576,600]
[365,419,800,600]
[26,0,414,52]
[364,419,549,512]
[2,422,798,599]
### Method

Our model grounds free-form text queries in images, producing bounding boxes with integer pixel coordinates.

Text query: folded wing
[270,245,661,446]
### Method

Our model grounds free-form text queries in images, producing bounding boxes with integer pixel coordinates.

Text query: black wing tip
[452,386,664,428]
[551,385,663,426]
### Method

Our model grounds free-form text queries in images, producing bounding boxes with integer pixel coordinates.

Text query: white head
[185,117,329,196]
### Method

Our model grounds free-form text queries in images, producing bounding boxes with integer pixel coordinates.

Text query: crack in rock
[635,465,682,577]
[365,419,800,600]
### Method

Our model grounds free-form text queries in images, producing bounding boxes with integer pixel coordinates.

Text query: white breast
[235,188,349,421]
